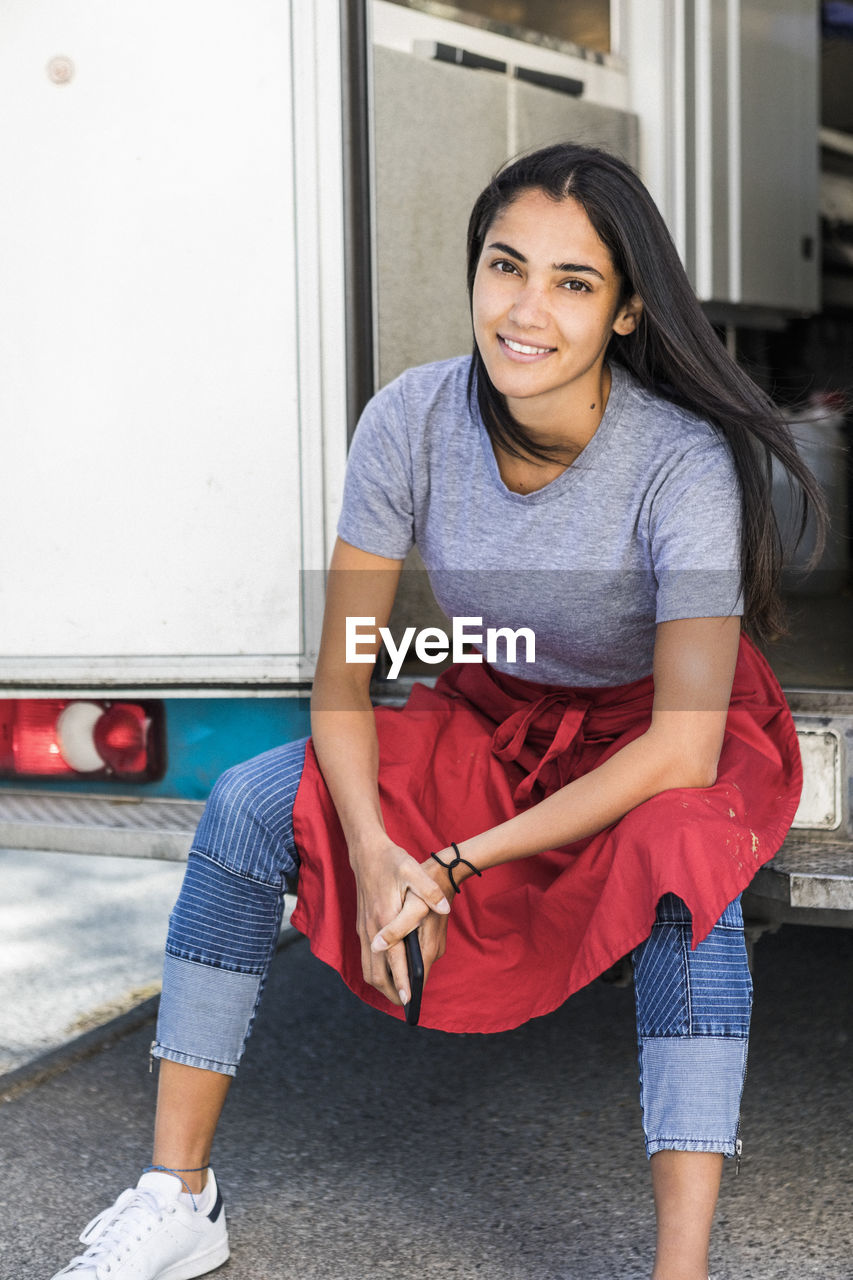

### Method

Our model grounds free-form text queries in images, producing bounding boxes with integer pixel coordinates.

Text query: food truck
[1,0,850,942]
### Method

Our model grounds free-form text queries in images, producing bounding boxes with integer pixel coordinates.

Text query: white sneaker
[50,1168,230,1280]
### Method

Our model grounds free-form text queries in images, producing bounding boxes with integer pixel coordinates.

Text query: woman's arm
[311,537,452,1006]
[371,613,741,953]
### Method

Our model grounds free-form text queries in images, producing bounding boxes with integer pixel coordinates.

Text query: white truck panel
[0,0,346,685]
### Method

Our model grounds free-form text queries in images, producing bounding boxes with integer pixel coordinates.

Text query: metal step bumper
[0,790,203,860]
[749,838,853,912]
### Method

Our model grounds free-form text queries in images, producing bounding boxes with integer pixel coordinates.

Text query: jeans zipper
[734,1045,749,1175]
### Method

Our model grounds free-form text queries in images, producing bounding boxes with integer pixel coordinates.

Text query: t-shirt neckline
[476,362,630,505]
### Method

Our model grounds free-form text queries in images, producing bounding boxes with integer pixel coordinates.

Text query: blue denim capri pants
[152,738,753,1159]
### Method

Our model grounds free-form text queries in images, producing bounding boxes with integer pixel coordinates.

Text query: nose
[507,281,549,329]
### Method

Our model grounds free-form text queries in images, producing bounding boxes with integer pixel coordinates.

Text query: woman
[52,144,820,1280]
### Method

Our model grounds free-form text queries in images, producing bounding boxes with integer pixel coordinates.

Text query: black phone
[404,930,424,1027]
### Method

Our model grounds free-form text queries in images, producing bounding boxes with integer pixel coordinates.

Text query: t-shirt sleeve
[336,382,415,559]
[650,440,744,622]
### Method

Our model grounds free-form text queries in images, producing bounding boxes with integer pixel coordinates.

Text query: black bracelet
[430,841,482,895]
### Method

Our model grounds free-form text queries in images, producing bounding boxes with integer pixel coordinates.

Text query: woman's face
[472,188,642,430]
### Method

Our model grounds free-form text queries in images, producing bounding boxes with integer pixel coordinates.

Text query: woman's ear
[612,294,644,336]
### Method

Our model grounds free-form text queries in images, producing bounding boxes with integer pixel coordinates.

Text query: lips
[498,334,556,359]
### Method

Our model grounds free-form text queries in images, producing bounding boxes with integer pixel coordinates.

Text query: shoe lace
[59,1186,177,1275]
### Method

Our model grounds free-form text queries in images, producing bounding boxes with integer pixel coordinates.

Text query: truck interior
[749,6,853,692]
[376,0,852,698]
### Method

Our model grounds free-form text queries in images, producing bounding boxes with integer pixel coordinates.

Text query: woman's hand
[351,838,451,1007]
[369,848,463,966]
[369,853,459,991]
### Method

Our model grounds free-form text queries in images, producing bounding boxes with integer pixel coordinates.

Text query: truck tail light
[0,699,164,781]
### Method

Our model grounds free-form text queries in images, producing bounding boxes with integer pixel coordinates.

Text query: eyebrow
[487,241,606,281]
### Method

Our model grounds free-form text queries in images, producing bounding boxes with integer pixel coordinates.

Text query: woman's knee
[633,894,752,1039]
[166,850,286,973]
[191,738,308,887]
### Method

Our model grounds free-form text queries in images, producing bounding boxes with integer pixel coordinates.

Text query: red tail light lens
[9,700,75,775]
[94,704,149,774]
[0,699,164,781]
[0,702,12,772]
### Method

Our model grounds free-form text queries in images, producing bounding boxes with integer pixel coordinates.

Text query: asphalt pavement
[1,907,851,1280]
[0,847,185,1076]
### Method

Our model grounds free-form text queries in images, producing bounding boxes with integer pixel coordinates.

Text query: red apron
[290,634,801,1034]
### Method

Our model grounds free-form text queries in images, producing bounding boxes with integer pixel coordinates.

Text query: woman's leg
[632,893,752,1280]
[48,741,309,1279]
[649,1151,724,1280]
[149,737,309,1189]
[151,1063,232,1194]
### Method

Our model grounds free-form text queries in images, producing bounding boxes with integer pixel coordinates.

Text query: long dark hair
[466,142,826,642]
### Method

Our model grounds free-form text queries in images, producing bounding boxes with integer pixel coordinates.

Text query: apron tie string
[491,693,592,805]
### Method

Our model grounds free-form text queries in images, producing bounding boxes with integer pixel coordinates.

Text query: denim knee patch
[153,953,261,1075]
[166,851,284,974]
[633,893,752,1038]
[639,1036,748,1158]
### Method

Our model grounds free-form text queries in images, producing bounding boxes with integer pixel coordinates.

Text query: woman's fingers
[368,854,451,957]
[419,911,448,983]
[404,862,452,916]
[351,841,452,1007]
[364,895,449,1005]
[371,908,449,1007]
[370,893,429,955]
[360,935,406,1004]
[384,939,412,1006]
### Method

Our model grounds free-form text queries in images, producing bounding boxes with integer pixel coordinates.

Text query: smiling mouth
[499,335,556,356]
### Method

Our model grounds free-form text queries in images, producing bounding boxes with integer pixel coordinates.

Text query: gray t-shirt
[337,357,743,686]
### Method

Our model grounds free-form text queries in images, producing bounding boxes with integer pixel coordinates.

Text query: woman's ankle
[151,1057,231,1195]
[146,1162,209,1195]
